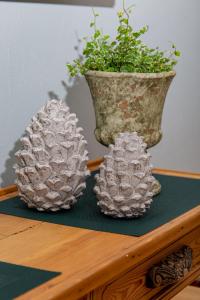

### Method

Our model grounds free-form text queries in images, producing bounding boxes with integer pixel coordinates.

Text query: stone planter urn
[85,70,176,148]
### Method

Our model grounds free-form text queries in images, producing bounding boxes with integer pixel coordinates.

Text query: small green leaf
[117,10,124,17]
[174,50,181,57]
[94,30,101,38]
[104,35,110,40]
[122,18,129,25]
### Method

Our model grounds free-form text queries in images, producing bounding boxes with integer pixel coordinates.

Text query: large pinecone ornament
[94,132,156,218]
[14,100,90,211]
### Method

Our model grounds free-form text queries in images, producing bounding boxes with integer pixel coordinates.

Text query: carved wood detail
[147,246,193,288]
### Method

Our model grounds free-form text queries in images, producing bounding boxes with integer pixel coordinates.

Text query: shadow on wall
[4,0,115,7]
[49,76,107,160]
[1,139,21,187]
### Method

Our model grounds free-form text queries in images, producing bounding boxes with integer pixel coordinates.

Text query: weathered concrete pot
[85,70,176,148]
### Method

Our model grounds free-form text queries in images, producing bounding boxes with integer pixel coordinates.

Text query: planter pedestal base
[152,178,162,196]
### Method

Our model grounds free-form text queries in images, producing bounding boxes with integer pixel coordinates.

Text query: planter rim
[85,70,176,79]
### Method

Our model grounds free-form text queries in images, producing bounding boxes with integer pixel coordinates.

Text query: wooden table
[0,159,200,300]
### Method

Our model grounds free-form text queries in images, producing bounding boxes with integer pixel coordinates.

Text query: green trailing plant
[67,1,180,76]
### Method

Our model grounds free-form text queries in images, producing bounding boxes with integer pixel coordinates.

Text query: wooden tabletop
[0,159,200,300]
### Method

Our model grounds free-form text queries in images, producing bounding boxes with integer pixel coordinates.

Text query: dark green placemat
[0,261,60,300]
[0,172,200,236]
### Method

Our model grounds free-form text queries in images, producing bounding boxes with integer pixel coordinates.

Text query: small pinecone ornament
[14,100,90,211]
[94,132,156,218]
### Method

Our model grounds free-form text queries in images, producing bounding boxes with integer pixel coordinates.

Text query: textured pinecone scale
[15,100,90,211]
[94,132,155,218]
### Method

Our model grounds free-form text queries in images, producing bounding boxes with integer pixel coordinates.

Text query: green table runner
[0,172,200,236]
[0,261,60,300]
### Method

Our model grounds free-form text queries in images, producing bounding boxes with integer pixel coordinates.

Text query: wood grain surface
[173,286,200,300]
[0,159,199,300]
[91,226,200,300]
